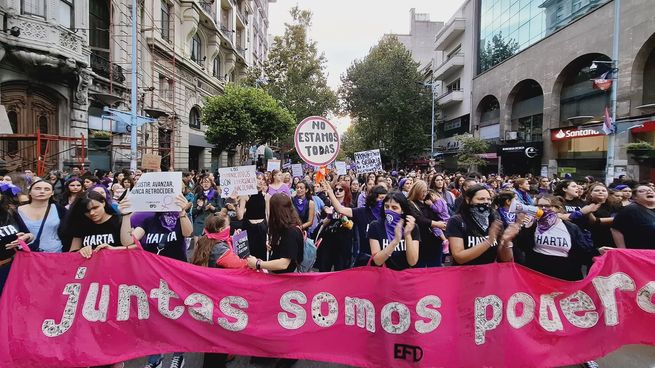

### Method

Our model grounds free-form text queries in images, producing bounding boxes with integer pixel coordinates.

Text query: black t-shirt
[351,207,378,256]
[367,219,421,270]
[588,203,617,248]
[0,214,23,261]
[445,214,497,265]
[271,227,303,274]
[139,215,187,261]
[563,198,585,214]
[74,215,122,249]
[612,203,655,249]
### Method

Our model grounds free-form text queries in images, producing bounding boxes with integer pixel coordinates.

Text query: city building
[431,0,476,170]
[0,0,275,174]
[470,0,655,181]
[392,8,443,70]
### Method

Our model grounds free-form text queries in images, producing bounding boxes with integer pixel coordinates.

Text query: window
[572,0,582,12]
[56,0,73,28]
[189,107,201,129]
[159,74,173,101]
[444,119,462,131]
[447,45,462,59]
[21,0,46,17]
[213,56,221,78]
[89,0,110,51]
[446,79,461,93]
[191,33,202,64]
[161,1,171,42]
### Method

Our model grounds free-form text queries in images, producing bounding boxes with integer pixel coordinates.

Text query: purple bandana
[384,210,402,241]
[204,189,216,201]
[371,200,384,221]
[293,196,306,215]
[537,210,558,234]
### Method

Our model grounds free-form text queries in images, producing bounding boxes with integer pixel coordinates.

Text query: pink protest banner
[1,250,655,367]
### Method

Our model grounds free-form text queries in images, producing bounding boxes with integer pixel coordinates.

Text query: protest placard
[218,165,257,197]
[354,149,382,173]
[335,161,347,175]
[127,172,182,212]
[294,116,340,166]
[232,230,250,258]
[141,154,161,171]
[266,159,281,172]
[291,164,303,178]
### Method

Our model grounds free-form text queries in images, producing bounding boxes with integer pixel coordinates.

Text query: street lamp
[422,78,439,158]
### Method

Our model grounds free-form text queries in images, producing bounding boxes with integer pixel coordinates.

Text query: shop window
[21,0,45,17]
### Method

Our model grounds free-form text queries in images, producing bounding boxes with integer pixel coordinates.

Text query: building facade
[470,0,655,181]
[0,0,275,174]
[393,8,443,70]
[432,0,476,170]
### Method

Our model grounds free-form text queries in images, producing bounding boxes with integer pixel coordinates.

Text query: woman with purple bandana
[509,195,599,281]
[119,194,192,368]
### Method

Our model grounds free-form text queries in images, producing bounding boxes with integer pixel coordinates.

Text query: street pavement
[124,344,655,367]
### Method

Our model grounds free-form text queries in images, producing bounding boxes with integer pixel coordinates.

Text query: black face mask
[474,203,491,213]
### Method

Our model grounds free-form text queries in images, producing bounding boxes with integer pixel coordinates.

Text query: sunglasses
[334,188,344,192]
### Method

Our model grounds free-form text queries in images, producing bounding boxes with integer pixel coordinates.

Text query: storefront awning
[189,133,213,148]
[631,121,655,134]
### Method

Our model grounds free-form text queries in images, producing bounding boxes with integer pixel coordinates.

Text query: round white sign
[294,116,340,166]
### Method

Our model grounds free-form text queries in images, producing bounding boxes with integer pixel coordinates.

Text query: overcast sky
[268,0,467,90]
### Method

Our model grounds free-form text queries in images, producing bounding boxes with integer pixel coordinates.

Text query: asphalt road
[124,344,655,368]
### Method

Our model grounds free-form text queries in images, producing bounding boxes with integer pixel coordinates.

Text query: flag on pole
[593,71,613,91]
[602,106,614,135]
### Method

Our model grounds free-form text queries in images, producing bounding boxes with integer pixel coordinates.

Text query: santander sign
[551,126,603,141]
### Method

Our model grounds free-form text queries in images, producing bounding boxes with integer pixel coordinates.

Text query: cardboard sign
[266,159,281,172]
[232,230,250,259]
[335,161,347,175]
[127,172,182,212]
[291,164,303,178]
[141,154,162,171]
[294,116,340,166]
[218,165,257,197]
[354,149,382,173]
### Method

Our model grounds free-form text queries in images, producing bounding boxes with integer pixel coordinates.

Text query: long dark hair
[458,184,493,216]
[191,212,229,267]
[60,178,84,206]
[365,185,388,208]
[268,193,301,247]
[554,180,576,197]
[61,190,113,240]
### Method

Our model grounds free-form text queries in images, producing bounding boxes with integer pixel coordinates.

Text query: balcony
[200,1,217,21]
[436,89,464,107]
[435,18,466,51]
[433,53,464,81]
[90,51,125,83]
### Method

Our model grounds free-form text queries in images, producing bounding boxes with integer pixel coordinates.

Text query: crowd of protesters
[0,164,654,368]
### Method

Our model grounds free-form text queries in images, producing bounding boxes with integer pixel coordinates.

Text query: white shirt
[533,220,572,257]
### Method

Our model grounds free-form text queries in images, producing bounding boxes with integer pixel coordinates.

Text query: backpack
[296,226,320,273]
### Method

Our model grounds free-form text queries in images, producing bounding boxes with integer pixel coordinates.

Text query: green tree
[479,32,519,72]
[202,84,295,153]
[454,134,489,171]
[249,7,337,122]
[339,35,432,167]
[340,120,367,158]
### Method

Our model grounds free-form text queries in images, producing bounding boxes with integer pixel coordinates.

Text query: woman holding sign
[119,195,192,368]
[237,173,269,260]
[192,175,224,238]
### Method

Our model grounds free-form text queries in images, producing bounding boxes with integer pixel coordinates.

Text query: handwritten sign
[294,116,340,166]
[218,165,257,196]
[335,161,347,175]
[354,149,382,173]
[291,164,303,178]
[141,153,161,171]
[232,230,250,258]
[127,172,182,212]
[266,159,281,172]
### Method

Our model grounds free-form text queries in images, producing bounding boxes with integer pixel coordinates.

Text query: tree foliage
[248,7,337,122]
[339,35,432,166]
[202,84,295,153]
[454,134,489,171]
[479,32,519,72]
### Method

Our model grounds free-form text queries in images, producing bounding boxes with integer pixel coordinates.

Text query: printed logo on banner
[294,116,340,166]
[354,149,383,173]
[218,165,257,196]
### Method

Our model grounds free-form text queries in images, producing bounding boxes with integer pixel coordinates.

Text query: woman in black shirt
[237,173,270,260]
[67,191,133,259]
[445,184,516,266]
[583,182,619,248]
[247,193,303,274]
[0,184,32,295]
[368,192,420,270]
